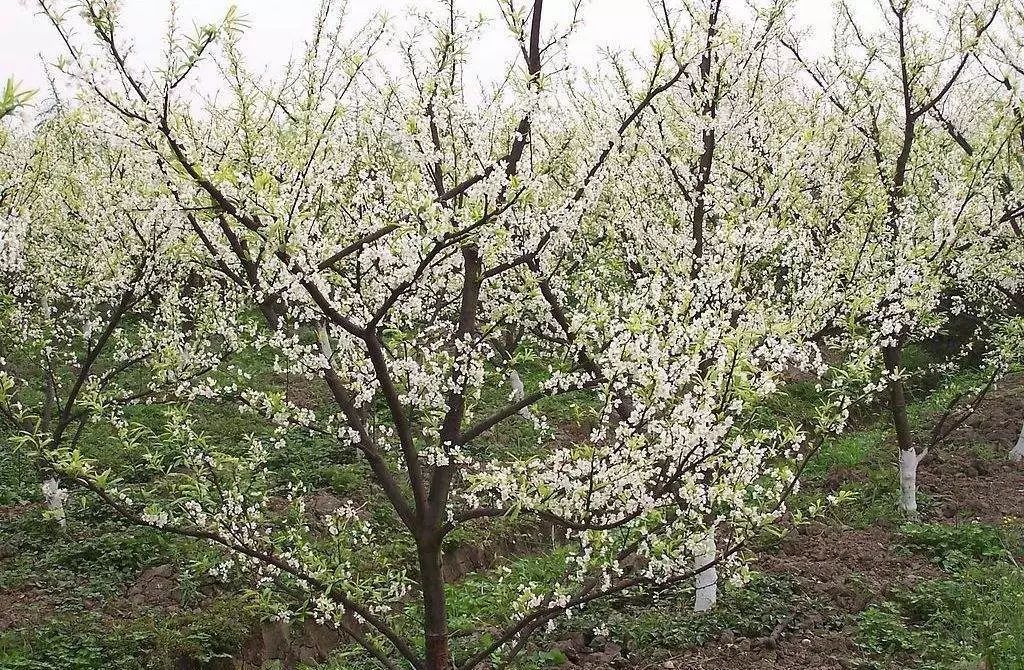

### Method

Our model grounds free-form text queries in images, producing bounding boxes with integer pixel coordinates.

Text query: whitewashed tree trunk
[693,528,718,613]
[42,478,68,529]
[316,324,333,360]
[1010,419,1024,463]
[508,369,532,419]
[899,448,926,519]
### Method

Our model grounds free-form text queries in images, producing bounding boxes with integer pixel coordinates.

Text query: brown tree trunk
[883,344,923,518]
[419,537,451,670]
[883,345,914,453]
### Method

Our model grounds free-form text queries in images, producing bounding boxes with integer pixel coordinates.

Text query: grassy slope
[1,363,1023,670]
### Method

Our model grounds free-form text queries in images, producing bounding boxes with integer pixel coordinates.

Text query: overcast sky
[3,0,846,100]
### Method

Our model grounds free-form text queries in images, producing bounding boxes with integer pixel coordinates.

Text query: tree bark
[1010,417,1024,463]
[693,527,718,613]
[418,537,451,670]
[883,345,923,518]
[42,477,68,529]
[259,296,284,331]
[508,369,532,419]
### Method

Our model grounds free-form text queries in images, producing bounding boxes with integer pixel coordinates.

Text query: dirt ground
[925,374,1024,523]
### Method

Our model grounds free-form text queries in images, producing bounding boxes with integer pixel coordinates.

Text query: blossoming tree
[976,0,1024,461]
[600,0,865,610]
[785,0,1011,517]
[8,0,869,668]
[0,107,251,526]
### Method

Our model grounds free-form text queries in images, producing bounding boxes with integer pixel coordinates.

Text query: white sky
[2,0,845,101]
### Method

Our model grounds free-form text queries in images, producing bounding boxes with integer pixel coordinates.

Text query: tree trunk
[508,369,532,419]
[1010,417,1024,463]
[259,295,284,331]
[883,345,923,519]
[419,539,452,670]
[693,527,717,613]
[42,477,68,529]
[898,446,925,518]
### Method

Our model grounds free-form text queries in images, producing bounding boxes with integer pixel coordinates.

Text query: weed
[896,522,1018,570]
[856,565,1024,670]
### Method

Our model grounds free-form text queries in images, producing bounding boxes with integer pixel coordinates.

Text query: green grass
[804,429,884,481]
[0,500,180,592]
[560,572,828,652]
[0,487,262,670]
[441,548,840,669]
[895,522,1021,571]
[0,597,256,670]
[795,360,1007,531]
[856,520,1024,670]
[444,548,569,636]
[0,446,37,506]
[856,566,1024,670]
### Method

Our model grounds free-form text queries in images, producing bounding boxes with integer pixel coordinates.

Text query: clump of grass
[896,522,1020,570]
[857,565,1024,670]
[0,596,256,670]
